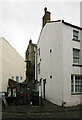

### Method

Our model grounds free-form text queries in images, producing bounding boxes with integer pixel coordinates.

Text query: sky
[0,0,81,59]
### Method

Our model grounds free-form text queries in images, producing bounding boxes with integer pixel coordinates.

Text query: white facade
[36,20,82,107]
[0,37,25,92]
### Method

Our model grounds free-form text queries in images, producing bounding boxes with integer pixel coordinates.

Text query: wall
[1,37,25,92]
[37,21,82,107]
[25,40,36,88]
[37,22,63,106]
[62,24,82,106]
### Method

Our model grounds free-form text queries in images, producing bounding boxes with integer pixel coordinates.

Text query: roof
[62,20,82,30]
[37,20,82,44]
[48,20,82,30]
[34,44,37,47]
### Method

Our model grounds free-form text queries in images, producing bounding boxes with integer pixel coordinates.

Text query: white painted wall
[62,24,82,106]
[37,22,63,106]
[0,37,25,92]
[37,21,82,107]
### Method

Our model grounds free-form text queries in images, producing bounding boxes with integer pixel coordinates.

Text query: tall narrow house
[36,8,82,107]
[25,40,36,89]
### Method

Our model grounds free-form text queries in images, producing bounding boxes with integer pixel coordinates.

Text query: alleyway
[1,99,82,119]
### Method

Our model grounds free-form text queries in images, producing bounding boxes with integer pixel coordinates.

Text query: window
[50,49,52,53]
[50,75,52,79]
[37,63,40,74]
[20,77,22,81]
[38,48,40,56]
[71,75,74,93]
[27,61,31,69]
[73,49,80,64]
[71,75,82,94]
[12,88,16,97]
[73,30,80,41]
[16,76,19,82]
[12,77,14,80]
[8,88,12,97]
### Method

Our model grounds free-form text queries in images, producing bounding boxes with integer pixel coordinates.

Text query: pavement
[1,99,82,119]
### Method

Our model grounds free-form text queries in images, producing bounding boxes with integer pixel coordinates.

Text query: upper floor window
[38,48,40,56]
[73,48,80,64]
[73,30,80,42]
[37,63,40,74]
[26,60,31,69]
[12,77,14,80]
[16,76,19,82]
[20,77,22,81]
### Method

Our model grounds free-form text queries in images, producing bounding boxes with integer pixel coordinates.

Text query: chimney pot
[44,7,47,14]
[42,8,51,28]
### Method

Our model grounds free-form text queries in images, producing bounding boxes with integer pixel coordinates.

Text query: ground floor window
[71,75,82,94]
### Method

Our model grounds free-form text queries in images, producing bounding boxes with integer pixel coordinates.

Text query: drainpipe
[34,46,38,89]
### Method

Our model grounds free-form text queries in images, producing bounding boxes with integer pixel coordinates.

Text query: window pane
[73,35,78,40]
[71,75,74,93]
[75,76,77,80]
[75,85,78,92]
[73,30,79,37]
[20,77,22,81]
[73,49,80,64]
[16,76,19,82]
[71,75,73,80]
[71,79,73,84]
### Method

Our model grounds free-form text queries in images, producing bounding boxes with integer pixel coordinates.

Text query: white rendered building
[0,37,25,92]
[36,8,82,107]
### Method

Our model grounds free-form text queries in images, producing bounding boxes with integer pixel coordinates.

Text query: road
[1,99,82,119]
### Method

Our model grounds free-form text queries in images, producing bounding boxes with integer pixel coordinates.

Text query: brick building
[25,40,36,89]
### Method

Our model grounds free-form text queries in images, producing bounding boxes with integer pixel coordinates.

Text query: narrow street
[1,99,82,119]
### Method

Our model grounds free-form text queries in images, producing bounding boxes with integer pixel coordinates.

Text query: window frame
[20,77,22,81]
[38,48,40,56]
[73,30,80,42]
[73,48,80,65]
[12,77,14,80]
[37,63,40,74]
[16,76,19,82]
[71,74,82,94]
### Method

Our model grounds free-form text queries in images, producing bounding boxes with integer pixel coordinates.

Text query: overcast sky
[0,0,81,59]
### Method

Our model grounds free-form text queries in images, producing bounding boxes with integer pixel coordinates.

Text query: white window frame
[73,48,80,64]
[71,75,82,94]
[73,30,79,41]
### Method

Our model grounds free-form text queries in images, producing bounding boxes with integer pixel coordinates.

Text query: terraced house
[35,8,82,107]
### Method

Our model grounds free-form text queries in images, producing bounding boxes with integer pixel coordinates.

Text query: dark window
[50,75,52,79]
[73,30,80,42]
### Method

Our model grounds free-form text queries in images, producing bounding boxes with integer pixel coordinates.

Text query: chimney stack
[42,7,51,28]
[44,7,47,14]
